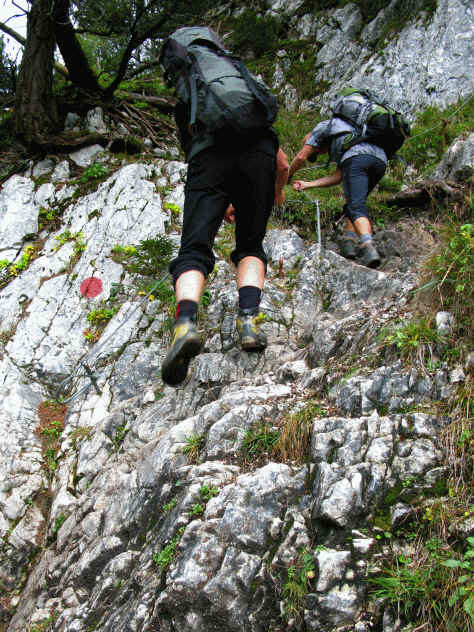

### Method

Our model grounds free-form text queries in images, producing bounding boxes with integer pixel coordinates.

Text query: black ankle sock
[176,299,198,320]
[238,286,261,311]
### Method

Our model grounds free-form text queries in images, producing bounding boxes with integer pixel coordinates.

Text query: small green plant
[0,324,17,346]
[39,207,60,230]
[54,231,86,264]
[41,419,63,440]
[200,484,219,502]
[69,426,93,449]
[380,317,440,366]
[200,288,211,308]
[371,536,474,629]
[7,245,38,277]
[110,244,138,263]
[113,425,129,451]
[86,306,118,326]
[164,202,181,217]
[370,554,429,618]
[441,536,474,621]
[162,498,177,513]
[153,527,185,570]
[383,318,439,350]
[182,433,205,463]
[191,503,205,516]
[282,550,315,623]
[54,230,79,250]
[30,613,58,632]
[53,514,66,534]
[79,162,108,184]
[83,328,102,343]
[240,423,279,461]
[35,400,67,479]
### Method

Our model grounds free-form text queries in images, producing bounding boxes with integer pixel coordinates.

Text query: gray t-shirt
[306,118,387,166]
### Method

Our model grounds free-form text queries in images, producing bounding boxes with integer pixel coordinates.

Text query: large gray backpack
[159,26,278,138]
[328,88,411,159]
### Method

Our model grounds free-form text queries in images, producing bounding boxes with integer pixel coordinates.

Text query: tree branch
[125,60,161,79]
[0,20,69,79]
[0,21,26,46]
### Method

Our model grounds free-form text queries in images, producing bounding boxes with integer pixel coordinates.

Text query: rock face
[430,133,474,182]
[0,142,456,631]
[0,2,471,628]
[269,0,473,116]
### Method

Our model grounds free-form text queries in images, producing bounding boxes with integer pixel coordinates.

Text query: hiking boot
[162,316,202,386]
[236,308,267,352]
[358,241,381,269]
[339,237,357,260]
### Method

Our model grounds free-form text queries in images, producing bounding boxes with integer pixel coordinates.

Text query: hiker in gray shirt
[288,118,387,268]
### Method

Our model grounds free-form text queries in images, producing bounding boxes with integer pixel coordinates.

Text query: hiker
[159,26,288,386]
[288,120,386,268]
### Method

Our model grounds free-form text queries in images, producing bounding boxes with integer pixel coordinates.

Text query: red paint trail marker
[80,277,103,298]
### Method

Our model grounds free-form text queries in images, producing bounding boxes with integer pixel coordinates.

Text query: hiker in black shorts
[161,103,289,386]
[288,118,387,268]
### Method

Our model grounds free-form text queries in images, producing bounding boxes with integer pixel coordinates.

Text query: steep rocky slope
[0,1,472,631]
[0,138,470,632]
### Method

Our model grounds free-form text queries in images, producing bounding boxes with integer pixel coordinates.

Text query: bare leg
[236,256,265,289]
[175,269,206,303]
[353,217,372,240]
[345,218,356,234]
[235,256,267,351]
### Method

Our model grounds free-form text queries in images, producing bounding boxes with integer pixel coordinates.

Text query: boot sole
[162,335,201,386]
[240,335,267,352]
[361,254,381,268]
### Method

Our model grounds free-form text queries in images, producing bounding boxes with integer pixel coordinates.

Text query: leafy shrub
[79,162,108,183]
[371,536,474,630]
[229,9,281,58]
[112,236,175,277]
[420,221,473,327]
[441,536,474,621]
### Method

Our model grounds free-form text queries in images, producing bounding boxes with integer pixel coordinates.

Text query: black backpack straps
[188,63,198,128]
[187,53,198,127]
[324,117,334,168]
[232,56,277,124]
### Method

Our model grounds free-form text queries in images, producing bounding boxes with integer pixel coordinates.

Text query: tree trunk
[14,0,58,146]
[53,0,104,96]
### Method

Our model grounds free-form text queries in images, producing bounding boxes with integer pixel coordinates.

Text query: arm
[293,168,342,191]
[288,144,318,181]
[274,147,289,205]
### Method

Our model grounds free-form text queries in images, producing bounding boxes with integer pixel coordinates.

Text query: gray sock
[360,234,373,245]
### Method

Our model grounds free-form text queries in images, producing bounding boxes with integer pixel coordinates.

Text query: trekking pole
[315,199,321,246]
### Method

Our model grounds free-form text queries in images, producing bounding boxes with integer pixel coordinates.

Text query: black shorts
[169,132,278,285]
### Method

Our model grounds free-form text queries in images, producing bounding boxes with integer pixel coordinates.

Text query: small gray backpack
[159,26,278,138]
